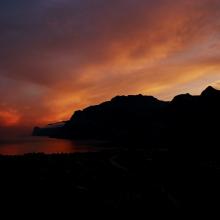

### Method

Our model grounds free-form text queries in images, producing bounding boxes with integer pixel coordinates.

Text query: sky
[0,0,220,136]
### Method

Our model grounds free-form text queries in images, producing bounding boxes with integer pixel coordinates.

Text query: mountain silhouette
[33,86,220,152]
[7,86,220,213]
[201,85,220,97]
[33,94,168,141]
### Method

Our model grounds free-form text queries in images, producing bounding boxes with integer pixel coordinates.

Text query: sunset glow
[0,0,220,134]
[0,110,20,127]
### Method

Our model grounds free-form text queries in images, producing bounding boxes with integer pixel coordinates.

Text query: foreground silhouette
[1,86,220,216]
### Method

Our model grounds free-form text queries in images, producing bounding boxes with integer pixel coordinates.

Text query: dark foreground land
[2,86,220,216]
[1,145,220,216]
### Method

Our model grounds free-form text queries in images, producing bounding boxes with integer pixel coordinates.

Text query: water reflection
[0,137,98,155]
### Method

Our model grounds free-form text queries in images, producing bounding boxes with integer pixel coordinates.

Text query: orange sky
[0,0,220,135]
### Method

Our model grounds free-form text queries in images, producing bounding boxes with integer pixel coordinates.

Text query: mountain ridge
[33,86,220,149]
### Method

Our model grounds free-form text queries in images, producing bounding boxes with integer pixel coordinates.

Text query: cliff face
[33,86,220,148]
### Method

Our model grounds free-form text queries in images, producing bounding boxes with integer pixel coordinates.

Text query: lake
[0,136,99,155]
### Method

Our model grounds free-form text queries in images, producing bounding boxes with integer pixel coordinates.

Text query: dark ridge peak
[201,86,220,96]
[111,94,158,102]
[171,93,194,103]
[173,93,192,98]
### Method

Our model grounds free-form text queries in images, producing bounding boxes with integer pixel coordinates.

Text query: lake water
[0,136,99,155]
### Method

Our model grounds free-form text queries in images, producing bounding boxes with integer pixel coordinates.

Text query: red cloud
[0,110,21,127]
